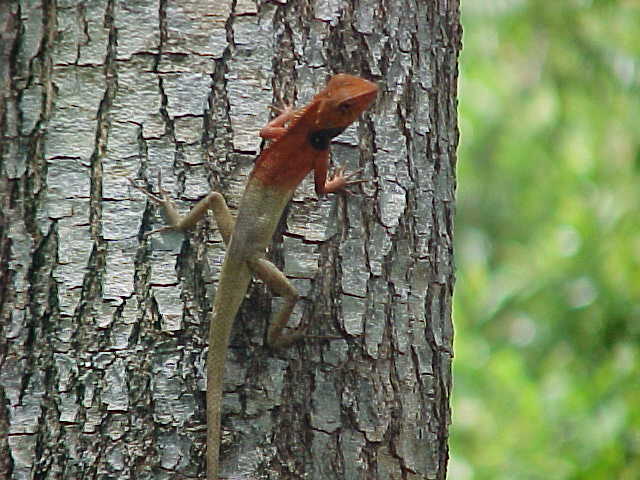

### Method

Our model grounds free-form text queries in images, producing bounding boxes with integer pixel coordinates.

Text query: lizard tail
[206,255,253,480]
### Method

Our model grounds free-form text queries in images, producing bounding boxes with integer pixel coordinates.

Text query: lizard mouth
[308,127,347,150]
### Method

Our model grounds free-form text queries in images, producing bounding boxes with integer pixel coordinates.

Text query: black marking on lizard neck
[308,127,346,151]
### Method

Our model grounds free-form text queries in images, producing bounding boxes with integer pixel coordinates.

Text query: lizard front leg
[259,104,297,140]
[129,172,234,244]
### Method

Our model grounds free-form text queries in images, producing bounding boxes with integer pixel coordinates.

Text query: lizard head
[313,74,378,130]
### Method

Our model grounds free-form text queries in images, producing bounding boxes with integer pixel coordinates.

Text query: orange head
[312,74,378,130]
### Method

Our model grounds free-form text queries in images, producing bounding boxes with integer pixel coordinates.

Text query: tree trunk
[0,1,460,479]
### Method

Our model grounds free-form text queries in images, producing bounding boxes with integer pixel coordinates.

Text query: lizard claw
[129,171,179,237]
[342,168,371,187]
[128,178,163,204]
[129,171,170,205]
[271,323,344,349]
[343,168,364,180]
[268,102,294,116]
[261,103,297,140]
[326,165,371,193]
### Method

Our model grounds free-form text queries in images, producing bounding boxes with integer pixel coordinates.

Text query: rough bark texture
[0,0,461,479]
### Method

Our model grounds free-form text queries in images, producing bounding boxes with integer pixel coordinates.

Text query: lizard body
[131,74,377,479]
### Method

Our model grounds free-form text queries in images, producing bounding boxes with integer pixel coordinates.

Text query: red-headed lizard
[130,74,377,479]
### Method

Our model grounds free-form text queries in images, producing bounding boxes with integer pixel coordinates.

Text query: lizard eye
[338,101,353,114]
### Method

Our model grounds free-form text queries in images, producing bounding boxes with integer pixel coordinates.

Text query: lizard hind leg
[247,256,304,349]
[248,256,344,348]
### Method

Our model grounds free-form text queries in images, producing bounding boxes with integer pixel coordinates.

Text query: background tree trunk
[0,0,460,479]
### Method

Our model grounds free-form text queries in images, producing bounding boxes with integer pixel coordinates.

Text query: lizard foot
[128,171,179,236]
[326,166,371,194]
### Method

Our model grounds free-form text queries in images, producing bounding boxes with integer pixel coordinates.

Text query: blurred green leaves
[452,1,640,479]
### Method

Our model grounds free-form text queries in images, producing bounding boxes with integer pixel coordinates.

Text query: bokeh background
[450,1,640,479]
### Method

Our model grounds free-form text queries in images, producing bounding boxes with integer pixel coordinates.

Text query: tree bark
[0,0,461,479]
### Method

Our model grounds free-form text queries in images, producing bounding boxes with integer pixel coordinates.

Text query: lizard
[130,73,377,479]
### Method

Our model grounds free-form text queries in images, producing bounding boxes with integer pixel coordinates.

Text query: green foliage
[451,1,640,479]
